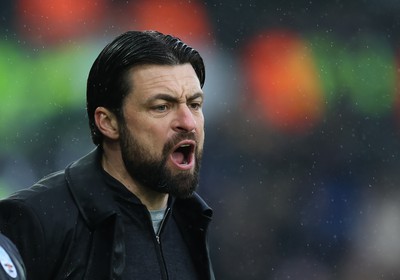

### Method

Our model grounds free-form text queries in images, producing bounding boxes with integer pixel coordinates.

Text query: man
[0,31,214,279]
[0,234,26,280]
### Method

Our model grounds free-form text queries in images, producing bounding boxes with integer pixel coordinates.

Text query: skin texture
[94,63,205,210]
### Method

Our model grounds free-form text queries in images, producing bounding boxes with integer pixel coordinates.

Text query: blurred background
[1,0,400,279]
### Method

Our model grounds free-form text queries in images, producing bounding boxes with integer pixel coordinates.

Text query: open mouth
[170,141,195,168]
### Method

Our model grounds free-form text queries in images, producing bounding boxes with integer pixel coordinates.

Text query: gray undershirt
[149,209,166,233]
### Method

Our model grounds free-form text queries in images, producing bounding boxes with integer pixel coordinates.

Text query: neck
[101,143,168,210]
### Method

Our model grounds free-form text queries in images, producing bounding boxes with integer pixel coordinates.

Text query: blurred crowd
[1,0,400,279]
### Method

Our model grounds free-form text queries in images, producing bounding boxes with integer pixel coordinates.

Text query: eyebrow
[147,92,204,103]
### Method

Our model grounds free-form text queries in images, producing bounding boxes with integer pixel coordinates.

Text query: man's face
[118,63,205,198]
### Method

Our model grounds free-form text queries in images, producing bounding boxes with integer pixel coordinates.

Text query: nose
[172,104,197,133]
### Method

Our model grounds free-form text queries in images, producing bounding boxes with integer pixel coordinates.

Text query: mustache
[164,131,197,152]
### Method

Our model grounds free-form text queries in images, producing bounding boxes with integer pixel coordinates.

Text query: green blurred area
[0,41,99,151]
[309,33,397,114]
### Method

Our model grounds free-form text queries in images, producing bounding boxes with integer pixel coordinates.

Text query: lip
[169,140,196,171]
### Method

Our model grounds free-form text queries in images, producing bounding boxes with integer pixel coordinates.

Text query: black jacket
[0,149,214,280]
[0,234,26,280]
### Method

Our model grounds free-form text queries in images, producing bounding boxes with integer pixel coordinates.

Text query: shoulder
[1,170,74,216]
[0,169,78,238]
[0,171,81,279]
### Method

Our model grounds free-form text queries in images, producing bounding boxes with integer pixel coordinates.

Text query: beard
[119,122,202,199]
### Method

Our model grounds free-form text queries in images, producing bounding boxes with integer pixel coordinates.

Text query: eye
[152,104,169,112]
[189,101,203,111]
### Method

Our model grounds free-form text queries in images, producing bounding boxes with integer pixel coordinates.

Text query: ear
[94,107,120,140]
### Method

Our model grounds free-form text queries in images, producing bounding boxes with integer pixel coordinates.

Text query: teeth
[180,144,190,147]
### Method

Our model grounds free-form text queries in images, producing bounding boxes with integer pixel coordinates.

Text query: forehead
[127,63,202,98]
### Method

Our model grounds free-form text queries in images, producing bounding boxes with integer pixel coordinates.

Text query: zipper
[153,207,171,280]
[156,207,171,243]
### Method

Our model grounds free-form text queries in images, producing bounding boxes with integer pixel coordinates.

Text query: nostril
[174,119,196,132]
[176,126,195,133]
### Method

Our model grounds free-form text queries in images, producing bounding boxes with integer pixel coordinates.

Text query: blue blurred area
[1,0,400,279]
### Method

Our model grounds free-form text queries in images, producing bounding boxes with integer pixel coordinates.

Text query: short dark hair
[86,30,206,146]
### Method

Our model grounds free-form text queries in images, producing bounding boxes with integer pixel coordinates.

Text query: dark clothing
[105,170,199,279]
[0,234,26,280]
[0,148,214,280]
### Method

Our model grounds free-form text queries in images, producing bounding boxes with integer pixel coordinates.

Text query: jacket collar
[174,193,213,230]
[65,147,118,229]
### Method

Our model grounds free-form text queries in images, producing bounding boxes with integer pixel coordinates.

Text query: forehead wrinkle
[127,64,201,101]
[138,75,200,98]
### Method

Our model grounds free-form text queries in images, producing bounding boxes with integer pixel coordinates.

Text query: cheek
[196,113,205,130]
[197,126,205,148]
[126,121,161,148]
[142,126,170,153]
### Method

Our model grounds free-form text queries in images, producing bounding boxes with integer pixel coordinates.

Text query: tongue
[171,151,185,164]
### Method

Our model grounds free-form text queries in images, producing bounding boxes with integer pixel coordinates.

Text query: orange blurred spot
[243,30,325,133]
[16,0,105,45]
[122,0,212,45]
